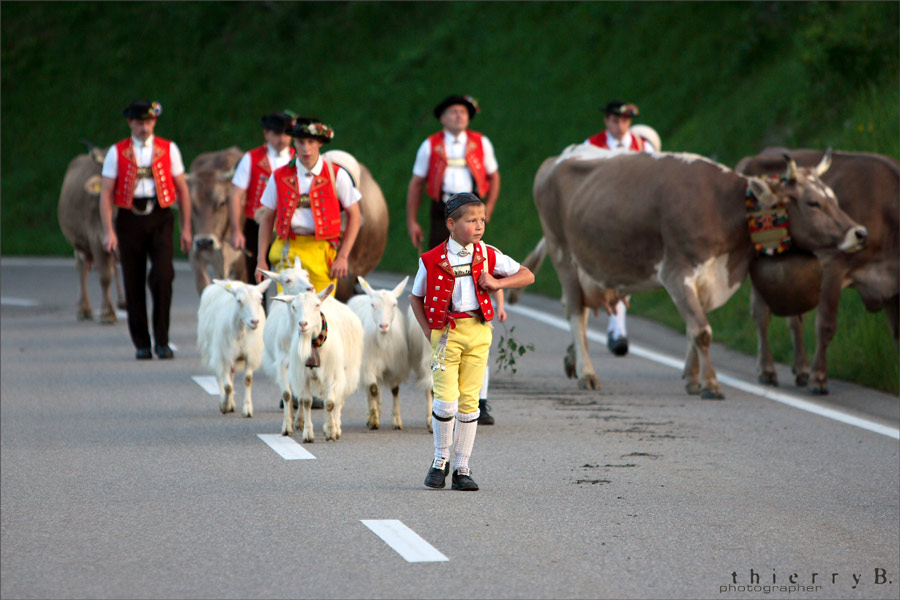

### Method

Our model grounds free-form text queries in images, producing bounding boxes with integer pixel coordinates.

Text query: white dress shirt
[412,239,521,312]
[230,144,294,190]
[101,135,186,198]
[258,155,361,235]
[412,130,499,197]
[584,131,655,153]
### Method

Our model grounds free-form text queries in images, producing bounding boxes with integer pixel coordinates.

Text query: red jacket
[245,145,295,219]
[425,130,490,201]
[273,158,342,241]
[586,131,645,152]
[113,137,177,209]
[421,241,496,329]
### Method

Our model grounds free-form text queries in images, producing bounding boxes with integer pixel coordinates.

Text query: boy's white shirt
[412,239,521,313]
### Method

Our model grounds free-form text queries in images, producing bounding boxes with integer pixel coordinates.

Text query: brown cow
[736,149,899,394]
[186,147,248,294]
[57,143,126,323]
[519,150,867,398]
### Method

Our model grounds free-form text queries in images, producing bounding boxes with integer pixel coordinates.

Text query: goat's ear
[318,283,335,299]
[272,294,295,304]
[358,276,375,297]
[392,276,410,299]
[256,278,273,293]
[213,279,231,290]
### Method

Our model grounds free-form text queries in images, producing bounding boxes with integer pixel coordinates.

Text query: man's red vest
[421,241,497,330]
[245,145,295,219]
[425,130,490,201]
[113,137,177,209]
[587,131,645,152]
[273,158,342,242]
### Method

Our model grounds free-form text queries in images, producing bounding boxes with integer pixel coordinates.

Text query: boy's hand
[478,271,502,293]
[496,305,508,322]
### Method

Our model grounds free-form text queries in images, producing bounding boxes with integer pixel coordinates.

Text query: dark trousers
[242,218,263,281]
[115,207,175,350]
[428,199,450,250]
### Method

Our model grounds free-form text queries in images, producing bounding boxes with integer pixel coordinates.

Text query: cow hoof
[757,372,778,386]
[100,312,117,324]
[578,375,599,390]
[77,310,94,321]
[795,373,809,387]
[700,388,725,400]
[685,382,703,395]
[563,357,576,379]
[810,384,829,395]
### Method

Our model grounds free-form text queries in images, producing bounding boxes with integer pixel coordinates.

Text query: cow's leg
[75,251,93,321]
[550,252,599,389]
[366,381,380,430]
[391,385,403,430]
[241,369,254,418]
[787,314,810,387]
[749,286,778,386]
[90,240,117,324]
[114,258,127,310]
[563,343,576,379]
[682,338,701,395]
[425,387,434,433]
[810,269,845,395]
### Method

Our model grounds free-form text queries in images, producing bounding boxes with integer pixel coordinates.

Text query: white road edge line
[361,520,449,562]
[506,304,900,440]
[257,434,316,460]
[1,297,40,307]
[191,375,220,395]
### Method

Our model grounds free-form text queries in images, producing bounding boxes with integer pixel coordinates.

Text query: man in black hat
[229,111,296,280]
[255,117,361,295]
[100,100,192,360]
[405,94,501,252]
[585,99,657,356]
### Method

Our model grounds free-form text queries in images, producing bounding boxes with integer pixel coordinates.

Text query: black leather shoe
[154,345,174,359]
[424,458,451,489]
[451,469,479,491]
[607,333,629,356]
[135,347,152,360]
[477,400,494,425]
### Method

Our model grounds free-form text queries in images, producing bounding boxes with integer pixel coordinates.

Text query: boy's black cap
[123,100,162,120]
[259,111,295,133]
[444,192,483,218]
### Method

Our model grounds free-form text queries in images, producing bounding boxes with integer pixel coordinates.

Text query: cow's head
[748,150,867,254]
[188,169,234,256]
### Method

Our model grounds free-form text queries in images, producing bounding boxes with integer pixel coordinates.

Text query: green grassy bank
[2,2,897,393]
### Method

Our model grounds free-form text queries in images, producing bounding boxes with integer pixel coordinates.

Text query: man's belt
[131,195,156,215]
[445,158,467,168]
[296,194,311,208]
[136,167,153,178]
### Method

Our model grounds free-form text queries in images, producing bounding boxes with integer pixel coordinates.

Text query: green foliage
[2,1,897,392]
[495,326,535,376]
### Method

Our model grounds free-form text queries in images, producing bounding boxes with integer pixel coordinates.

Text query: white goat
[347,276,410,430]
[258,257,313,412]
[406,304,435,433]
[274,283,364,443]
[197,278,272,417]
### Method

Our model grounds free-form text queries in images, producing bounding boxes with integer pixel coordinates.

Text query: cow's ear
[748,178,776,207]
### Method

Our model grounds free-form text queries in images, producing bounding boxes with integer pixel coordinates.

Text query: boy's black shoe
[424,458,450,488]
[607,332,629,356]
[477,400,494,425]
[451,469,479,491]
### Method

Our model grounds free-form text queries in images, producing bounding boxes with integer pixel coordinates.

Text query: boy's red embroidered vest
[113,137,177,209]
[273,158,342,241]
[587,131,644,152]
[425,130,490,201]
[245,145,295,218]
[421,241,496,329]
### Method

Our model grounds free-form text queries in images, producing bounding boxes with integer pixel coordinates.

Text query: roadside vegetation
[2,2,896,392]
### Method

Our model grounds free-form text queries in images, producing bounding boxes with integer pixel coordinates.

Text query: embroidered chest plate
[451,264,472,277]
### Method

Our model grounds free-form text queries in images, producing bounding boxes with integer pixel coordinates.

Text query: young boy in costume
[409,193,534,491]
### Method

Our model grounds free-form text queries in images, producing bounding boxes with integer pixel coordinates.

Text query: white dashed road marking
[257,434,316,460]
[1,297,39,307]
[361,520,449,562]
[506,304,900,440]
[192,375,219,395]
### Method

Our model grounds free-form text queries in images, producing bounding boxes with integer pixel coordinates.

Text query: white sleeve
[481,135,499,175]
[169,142,186,176]
[101,146,118,178]
[335,167,362,208]
[259,173,278,210]
[411,139,431,178]
[231,153,252,189]
[411,259,428,296]
[488,247,521,278]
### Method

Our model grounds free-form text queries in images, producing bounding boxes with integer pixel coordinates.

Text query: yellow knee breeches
[430,319,492,414]
[269,235,337,295]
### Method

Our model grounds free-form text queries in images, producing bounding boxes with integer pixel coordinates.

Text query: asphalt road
[1,257,898,600]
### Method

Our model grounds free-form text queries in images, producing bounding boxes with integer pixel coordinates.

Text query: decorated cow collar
[746,175,792,256]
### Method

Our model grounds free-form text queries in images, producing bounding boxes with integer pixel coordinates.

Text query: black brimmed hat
[604,100,639,118]
[444,192,483,218]
[433,95,480,120]
[123,100,162,120]
[288,117,334,143]
[260,111,295,133]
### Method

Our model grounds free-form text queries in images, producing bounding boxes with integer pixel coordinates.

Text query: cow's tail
[506,237,548,305]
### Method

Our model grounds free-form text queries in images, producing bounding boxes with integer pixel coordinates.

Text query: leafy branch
[495,325,535,375]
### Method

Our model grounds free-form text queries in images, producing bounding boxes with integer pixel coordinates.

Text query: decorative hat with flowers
[288,118,335,143]
[123,100,162,120]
